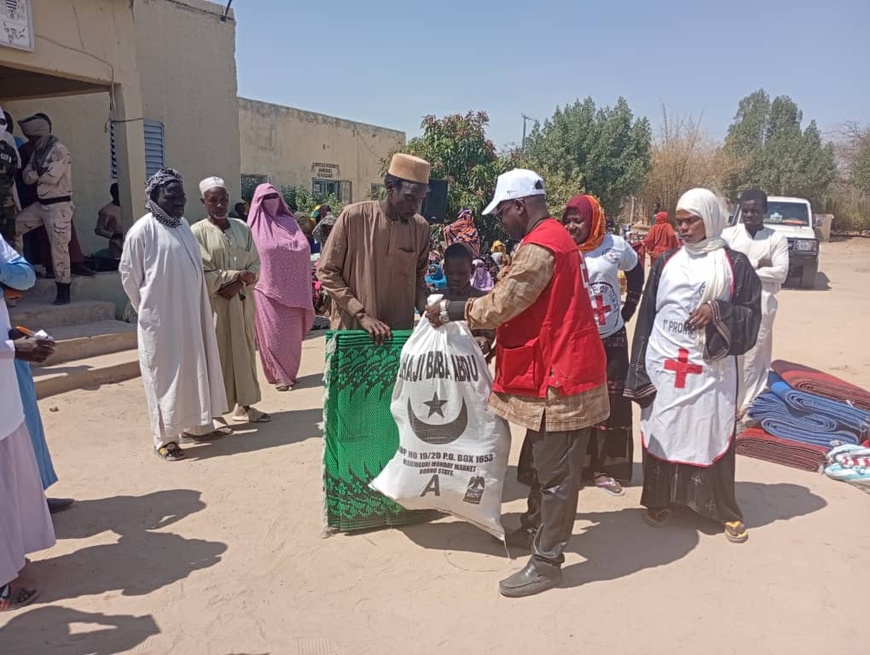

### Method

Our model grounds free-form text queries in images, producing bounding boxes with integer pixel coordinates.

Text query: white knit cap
[199,176,226,197]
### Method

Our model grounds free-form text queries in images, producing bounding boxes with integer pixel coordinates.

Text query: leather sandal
[724,521,749,544]
[155,442,186,461]
[0,585,39,612]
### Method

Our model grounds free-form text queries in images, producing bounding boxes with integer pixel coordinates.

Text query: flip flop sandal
[594,475,626,497]
[155,442,186,461]
[0,585,39,612]
[275,384,293,392]
[724,521,749,543]
[233,408,271,423]
[181,427,232,443]
[249,410,272,423]
[644,508,672,527]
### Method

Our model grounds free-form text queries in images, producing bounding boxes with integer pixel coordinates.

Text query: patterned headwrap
[442,208,481,257]
[145,168,184,227]
[481,253,500,280]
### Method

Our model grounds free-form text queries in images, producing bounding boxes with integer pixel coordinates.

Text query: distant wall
[134,0,240,222]
[2,0,144,254]
[239,98,405,203]
[5,0,239,255]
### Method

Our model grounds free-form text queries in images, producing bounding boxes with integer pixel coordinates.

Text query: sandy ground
[2,239,870,655]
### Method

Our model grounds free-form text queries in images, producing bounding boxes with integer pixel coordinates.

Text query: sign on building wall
[312,162,340,179]
[1,0,34,52]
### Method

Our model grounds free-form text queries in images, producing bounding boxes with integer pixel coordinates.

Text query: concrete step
[41,319,138,366]
[32,349,141,400]
[9,299,117,330]
[12,272,128,319]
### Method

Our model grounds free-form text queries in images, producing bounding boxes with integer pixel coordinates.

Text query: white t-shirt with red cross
[583,234,638,338]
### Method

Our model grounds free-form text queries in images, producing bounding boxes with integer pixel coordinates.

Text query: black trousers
[518,427,590,568]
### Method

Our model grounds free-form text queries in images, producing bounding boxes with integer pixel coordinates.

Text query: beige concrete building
[239,98,405,204]
[1,0,239,255]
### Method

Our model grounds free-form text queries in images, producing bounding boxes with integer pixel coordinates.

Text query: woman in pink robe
[249,184,315,391]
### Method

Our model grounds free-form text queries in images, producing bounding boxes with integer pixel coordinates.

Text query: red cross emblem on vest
[592,294,612,326]
[664,348,703,389]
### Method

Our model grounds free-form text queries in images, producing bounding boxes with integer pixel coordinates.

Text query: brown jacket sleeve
[465,244,555,330]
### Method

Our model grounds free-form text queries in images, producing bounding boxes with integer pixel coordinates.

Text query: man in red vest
[427,169,609,598]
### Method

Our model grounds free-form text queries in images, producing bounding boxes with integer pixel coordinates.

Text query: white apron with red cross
[640,247,736,466]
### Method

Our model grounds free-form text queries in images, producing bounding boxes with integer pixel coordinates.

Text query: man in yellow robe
[191,176,269,424]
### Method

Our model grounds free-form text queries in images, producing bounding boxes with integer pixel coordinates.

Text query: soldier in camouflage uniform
[0,125,19,246]
[14,113,75,305]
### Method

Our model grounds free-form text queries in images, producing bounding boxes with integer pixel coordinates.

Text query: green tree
[521,97,652,215]
[838,122,870,194]
[825,122,870,233]
[279,185,343,217]
[384,111,516,245]
[724,89,837,207]
[854,146,870,193]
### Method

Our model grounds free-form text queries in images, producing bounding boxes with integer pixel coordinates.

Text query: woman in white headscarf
[626,188,761,544]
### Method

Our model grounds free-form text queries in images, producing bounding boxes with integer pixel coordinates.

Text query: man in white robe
[722,188,788,415]
[120,168,228,461]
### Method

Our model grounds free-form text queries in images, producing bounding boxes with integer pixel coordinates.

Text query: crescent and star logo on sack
[407,392,468,445]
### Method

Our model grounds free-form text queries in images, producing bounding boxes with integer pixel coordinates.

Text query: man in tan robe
[191,176,269,424]
[317,154,431,343]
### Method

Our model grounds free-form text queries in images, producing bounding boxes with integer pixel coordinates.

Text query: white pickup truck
[730,195,819,289]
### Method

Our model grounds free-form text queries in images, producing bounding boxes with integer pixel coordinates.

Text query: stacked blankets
[739,363,870,472]
[736,428,829,472]
[772,360,870,412]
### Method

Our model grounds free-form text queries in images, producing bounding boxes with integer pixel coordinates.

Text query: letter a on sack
[420,474,440,497]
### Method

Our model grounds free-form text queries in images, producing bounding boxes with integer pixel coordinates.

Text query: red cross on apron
[592,295,611,326]
[664,348,703,388]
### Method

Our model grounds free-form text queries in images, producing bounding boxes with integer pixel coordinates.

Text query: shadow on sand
[401,480,827,588]
[287,372,324,391]
[558,480,827,588]
[25,489,226,603]
[785,270,831,291]
[186,407,323,461]
[0,607,160,655]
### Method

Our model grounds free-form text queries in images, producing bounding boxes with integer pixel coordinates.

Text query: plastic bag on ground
[370,313,511,539]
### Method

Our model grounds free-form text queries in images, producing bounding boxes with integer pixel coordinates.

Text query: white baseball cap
[483,168,546,215]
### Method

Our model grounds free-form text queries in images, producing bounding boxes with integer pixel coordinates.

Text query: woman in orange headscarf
[643,211,679,267]
[516,194,644,496]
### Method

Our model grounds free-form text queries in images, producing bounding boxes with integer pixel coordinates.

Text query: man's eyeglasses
[495,200,519,220]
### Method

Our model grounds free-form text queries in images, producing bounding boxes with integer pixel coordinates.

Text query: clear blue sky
[234,0,870,148]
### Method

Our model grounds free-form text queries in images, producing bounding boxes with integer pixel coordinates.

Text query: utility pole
[221,0,233,21]
[521,114,534,153]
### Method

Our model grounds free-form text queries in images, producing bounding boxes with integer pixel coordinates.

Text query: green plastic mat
[322,330,438,532]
